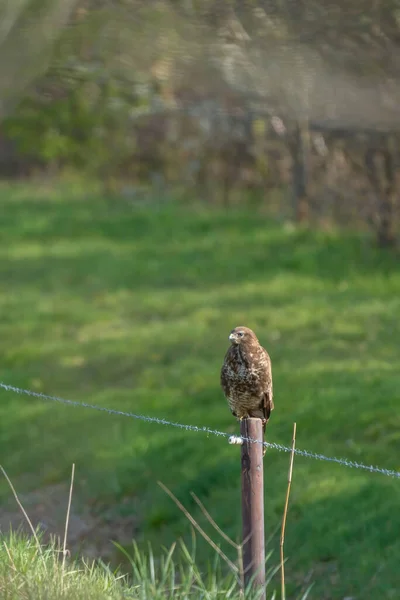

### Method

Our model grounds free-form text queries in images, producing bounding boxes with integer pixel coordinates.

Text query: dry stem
[280,423,297,600]
[0,464,47,572]
[190,492,239,550]
[62,463,75,575]
[190,491,246,590]
[3,540,17,571]
[158,481,241,583]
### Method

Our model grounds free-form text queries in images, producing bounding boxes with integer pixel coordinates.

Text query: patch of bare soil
[0,483,137,563]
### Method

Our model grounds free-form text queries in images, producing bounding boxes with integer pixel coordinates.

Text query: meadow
[0,182,399,599]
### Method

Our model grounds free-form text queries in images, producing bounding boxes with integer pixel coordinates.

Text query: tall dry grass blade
[158,481,240,583]
[62,463,75,574]
[190,492,239,550]
[280,423,297,600]
[0,464,47,572]
[3,540,17,571]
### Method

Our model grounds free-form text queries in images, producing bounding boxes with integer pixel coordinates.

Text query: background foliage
[1,2,400,600]
[1,0,400,244]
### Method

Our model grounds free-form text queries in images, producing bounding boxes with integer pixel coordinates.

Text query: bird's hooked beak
[229,332,239,344]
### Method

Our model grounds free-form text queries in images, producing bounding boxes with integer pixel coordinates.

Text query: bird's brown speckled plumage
[221,326,273,444]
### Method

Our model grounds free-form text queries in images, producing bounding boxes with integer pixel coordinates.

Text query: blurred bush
[1,0,400,245]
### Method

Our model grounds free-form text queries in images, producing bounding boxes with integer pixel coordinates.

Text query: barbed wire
[0,382,230,438]
[1,381,399,480]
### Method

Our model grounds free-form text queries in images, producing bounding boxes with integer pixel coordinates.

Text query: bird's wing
[220,349,232,397]
[261,347,274,419]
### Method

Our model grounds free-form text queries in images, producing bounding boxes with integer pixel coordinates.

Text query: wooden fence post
[241,418,265,599]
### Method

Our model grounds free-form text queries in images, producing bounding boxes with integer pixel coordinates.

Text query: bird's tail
[261,391,272,457]
[262,419,267,457]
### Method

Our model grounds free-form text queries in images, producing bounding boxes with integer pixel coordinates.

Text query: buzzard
[221,326,273,449]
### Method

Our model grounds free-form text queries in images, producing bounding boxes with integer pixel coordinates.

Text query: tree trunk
[289,121,310,223]
[365,136,397,248]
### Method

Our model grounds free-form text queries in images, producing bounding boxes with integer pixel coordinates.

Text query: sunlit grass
[0,183,399,599]
[2,531,286,600]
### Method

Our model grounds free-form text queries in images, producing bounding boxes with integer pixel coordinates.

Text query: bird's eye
[238,331,244,337]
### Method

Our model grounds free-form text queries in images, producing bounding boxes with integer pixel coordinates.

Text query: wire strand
[1,381,399,480]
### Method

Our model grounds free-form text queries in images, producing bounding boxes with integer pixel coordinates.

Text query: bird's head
[228,326,258,345]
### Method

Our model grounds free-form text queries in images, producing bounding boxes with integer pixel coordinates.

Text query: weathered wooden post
[241,418,265,598]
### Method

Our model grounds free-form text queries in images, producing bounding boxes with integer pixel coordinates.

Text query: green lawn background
[0,183,399,599]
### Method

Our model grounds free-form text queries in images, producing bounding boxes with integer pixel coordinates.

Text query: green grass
[1,530,282,599]
[0,182,400,599]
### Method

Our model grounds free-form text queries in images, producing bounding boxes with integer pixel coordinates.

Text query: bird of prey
[221,326,273,450]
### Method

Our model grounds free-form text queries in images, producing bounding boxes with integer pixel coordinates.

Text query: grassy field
[1,530,265,600]
[0,182,399,599]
